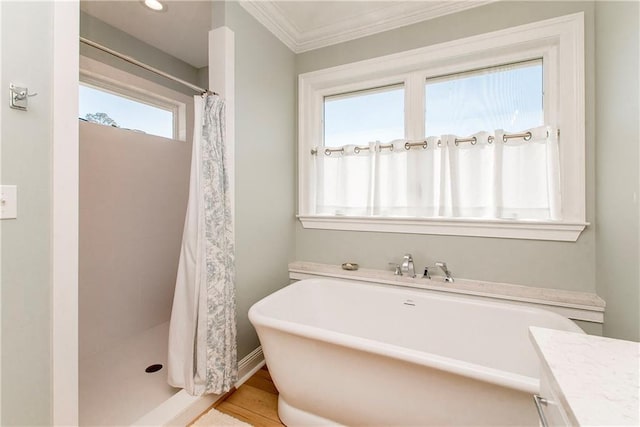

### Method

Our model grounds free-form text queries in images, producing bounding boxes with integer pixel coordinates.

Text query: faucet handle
[435,261,454,283]
[388,263,402,276]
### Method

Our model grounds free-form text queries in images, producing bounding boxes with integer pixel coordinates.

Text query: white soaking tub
[248,278,584,426]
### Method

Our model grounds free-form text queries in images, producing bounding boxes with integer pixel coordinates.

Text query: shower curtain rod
[80,37,215,95]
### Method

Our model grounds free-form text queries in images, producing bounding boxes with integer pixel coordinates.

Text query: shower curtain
[167,93,237,396]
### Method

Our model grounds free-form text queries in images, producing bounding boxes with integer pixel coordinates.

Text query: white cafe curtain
[315,125,561,221]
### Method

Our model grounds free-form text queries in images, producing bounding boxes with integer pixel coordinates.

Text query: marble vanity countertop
[529,327,640,426]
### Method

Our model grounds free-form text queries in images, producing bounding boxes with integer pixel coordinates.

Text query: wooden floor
[211,365,284,426]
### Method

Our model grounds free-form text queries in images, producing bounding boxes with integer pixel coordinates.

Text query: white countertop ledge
[529,327,640,426]
[289,261,605,322]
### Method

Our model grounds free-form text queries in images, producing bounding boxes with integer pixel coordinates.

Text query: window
[78,56,189,142]
[324,85,405,147]
[79,83,174,139]
[424,60,543,136]
[299,13,586,241]
[318,85,405,215]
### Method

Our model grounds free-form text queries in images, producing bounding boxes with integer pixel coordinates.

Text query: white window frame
[298,12,586,241]
[79,56,189,141]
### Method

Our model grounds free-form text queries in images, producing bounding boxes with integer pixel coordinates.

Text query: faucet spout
[435,261,454,283]
[401,254,416,278]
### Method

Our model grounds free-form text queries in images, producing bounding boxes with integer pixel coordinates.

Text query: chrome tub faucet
[401,254,416,278]
[435,261,454,283]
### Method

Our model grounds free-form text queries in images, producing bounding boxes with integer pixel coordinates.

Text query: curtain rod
[311,129,560,156]
[80,37,213,95]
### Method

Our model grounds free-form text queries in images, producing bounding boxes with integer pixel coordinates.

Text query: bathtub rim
[249,278,584,395]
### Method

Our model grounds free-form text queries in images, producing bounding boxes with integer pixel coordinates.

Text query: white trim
[238,1,298,52]
[298,13,586,241]
[236,346,265,387]
[132,393,218,427]
[52,1,79,425]
[0,2,3,421]
[209,27,235,229]
[131,347,265,427]
[299,216,588,242]
[297,1,497,53]
[288,262,604,324]
[238,1,495,53]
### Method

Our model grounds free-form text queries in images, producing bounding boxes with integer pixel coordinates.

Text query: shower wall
[79,122,191,360]
[78,13,201,362]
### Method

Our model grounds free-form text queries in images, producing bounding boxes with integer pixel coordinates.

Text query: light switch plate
[0,185,17,219]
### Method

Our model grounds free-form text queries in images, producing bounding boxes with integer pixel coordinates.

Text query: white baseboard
[236,346,265,387]
[132,346,264,426]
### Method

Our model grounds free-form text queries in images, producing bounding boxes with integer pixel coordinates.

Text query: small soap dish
[341,262,359,271]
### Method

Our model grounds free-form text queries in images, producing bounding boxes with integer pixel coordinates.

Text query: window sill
[297,215,588,242]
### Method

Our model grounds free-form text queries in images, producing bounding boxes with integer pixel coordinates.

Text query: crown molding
[238,1,299,52]
[239,1,496,54]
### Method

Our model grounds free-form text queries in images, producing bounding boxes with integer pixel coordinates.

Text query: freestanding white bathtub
[249,278,584,426]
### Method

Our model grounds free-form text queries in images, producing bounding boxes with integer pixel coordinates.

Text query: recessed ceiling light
[143,0,166,12]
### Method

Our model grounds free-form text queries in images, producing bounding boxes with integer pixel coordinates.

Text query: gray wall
[294,1,639,341]
[197,66,209,91]
[295,2,597,304]
[594,1,640,341]
[80,11,201,96]
[79,122,191,360]
[1,2,53,425]
[216,2,297,359]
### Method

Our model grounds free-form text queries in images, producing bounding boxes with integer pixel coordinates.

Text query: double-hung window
[298,13,586,241]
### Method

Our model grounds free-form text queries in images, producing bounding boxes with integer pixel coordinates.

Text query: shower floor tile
[80,321,180,426]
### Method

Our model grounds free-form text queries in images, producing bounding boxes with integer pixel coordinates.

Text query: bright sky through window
[79,84,173,139]
[322,61,542,148]
[324,85,404,147]
[425,60,543,136]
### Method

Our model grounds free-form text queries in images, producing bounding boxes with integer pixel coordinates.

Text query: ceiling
[80,1,212,68]
[80,1,492,67]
